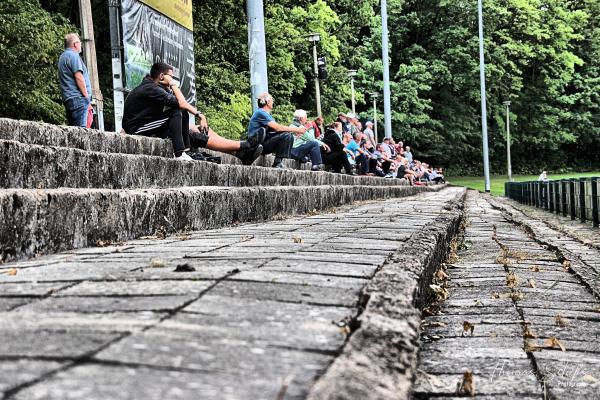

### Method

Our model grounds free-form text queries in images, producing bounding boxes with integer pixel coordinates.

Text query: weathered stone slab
[0,360,66,394]
[0,184,438,262]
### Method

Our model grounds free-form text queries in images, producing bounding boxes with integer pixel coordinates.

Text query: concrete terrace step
[0,139,406,189]
[0,185,444,262]
[0,118,306,169]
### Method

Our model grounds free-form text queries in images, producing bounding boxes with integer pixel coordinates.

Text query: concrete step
[0,118,307,169]
[0,139,405,189]
[0,185,444,262]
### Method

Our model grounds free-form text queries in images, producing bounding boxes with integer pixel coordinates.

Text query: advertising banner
[138,0,193,31]
[121,0,196,105]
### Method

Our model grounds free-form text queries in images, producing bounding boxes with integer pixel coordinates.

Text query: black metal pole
[549,181,554,212]
[579,178,587,222]
[554,181,560,214]
[570,179,576,220]
[562,180,568,217]
[592,177,599,228]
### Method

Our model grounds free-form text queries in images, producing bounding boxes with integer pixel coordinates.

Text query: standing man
[58,33,92,127]
[364,121,376,148]
[246,93,305,168]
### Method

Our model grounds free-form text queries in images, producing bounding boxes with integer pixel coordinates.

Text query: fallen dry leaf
[544,336,566,352]
[292,237,304,244]
[562,260,571,271]
[462,321,475,336]
[429,284,449,301]
[529,265,541,272]
[554,314,568,327]
[425,321,447,328]
[435,269,449,281]
[581,374,599,384]
[474,299,484,306]
[523,325,537,339]
[506,271,519,287]
[524,340,542,352]
[4,268,17,276]
[527,278,536,288]
[149,258,166,268]
[456,369,475,397]
[95,239,112,247]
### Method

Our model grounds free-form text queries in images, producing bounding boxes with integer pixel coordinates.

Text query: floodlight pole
[348,69,357,114]
[247,0,269,112]
[381,0,392,139]
[108,0,124,133]
[478,0,491,192]
[504,101,513,182]
[308,33,322,117]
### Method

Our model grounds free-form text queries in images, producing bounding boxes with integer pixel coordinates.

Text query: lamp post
[370,92,379,144]
[381,0,392,139]
[503,100,513,182]
[247,0,269,112]
[348,69,357,114]
[307,33,322,117]
[477,0,491,192]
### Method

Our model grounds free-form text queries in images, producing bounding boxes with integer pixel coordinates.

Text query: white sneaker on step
[175,152,193,161]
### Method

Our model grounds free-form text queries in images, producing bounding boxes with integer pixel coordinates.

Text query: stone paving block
[19,295,197,313]
[0,281,71,296]
[231,270,368,289]
[0,360,66,394]
[58,280,214,296]
[261,259,379,278]
[12,360,326,400]
[0,310,165,333]
[0,330,119,358]
[209,280,360,307]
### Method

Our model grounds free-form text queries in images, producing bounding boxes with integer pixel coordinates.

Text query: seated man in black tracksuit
[123,62,263,164]
[320,122,353,174]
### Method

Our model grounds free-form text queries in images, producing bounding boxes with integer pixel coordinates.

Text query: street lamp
[347,69,357,114]
[370,92,379,144]
[503,100,513,182]
[477,0,491,192]
[307,33,322,117]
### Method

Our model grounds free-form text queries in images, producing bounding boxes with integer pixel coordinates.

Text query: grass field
[449,172,600,196]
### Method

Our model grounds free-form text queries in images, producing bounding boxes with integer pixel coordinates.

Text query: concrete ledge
[0,185,446,262]
[0,117,315,170]
[307,188,465,400]
[0,140,411,189]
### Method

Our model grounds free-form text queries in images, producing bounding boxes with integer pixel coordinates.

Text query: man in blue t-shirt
[58,33,92,127]
[247,93,307,168]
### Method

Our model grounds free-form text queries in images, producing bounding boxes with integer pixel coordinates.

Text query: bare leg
[205,128,241,153]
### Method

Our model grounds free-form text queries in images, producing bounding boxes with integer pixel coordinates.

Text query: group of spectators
[245,92,445,184]
[58,35,445,183]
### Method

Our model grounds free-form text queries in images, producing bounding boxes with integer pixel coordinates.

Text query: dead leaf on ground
[178,232,191,241]
[523,325,537,339]
[95,239,112,247]
[435,269,449,281]
[462,321,475,336]
[456,369,475,397]
[555,314,569,327]
[474,299,484,306]
[292,237,303,244]
[544,336,566,352]
[524,340,542,352]
[527,278,536,288]
[581,374,599,384]
[529,265,541,272]
[3,268,18,276]
[149,258,167,268]
[429,284,449,301]
[424,321,447,328]
[506,271,519,287]
[562,260,571,271]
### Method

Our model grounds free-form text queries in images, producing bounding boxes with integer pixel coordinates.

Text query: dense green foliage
[0,0,598,174]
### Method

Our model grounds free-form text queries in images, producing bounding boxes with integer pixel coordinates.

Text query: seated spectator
[539,171,549,182]
[123,62,263,163]
[246,93,306,168]
[321,122,353,175]
[290,109,325,171]
[404,145,414,164]
[396,157,417,184]
[337,113,351,134]
[376,142,393,175]
[395,140,405,157]
[309,116,324,138]
[429,167,446,184]
[345,132,369,175]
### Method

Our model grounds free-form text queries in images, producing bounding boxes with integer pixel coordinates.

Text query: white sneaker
[175,152,193,161]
